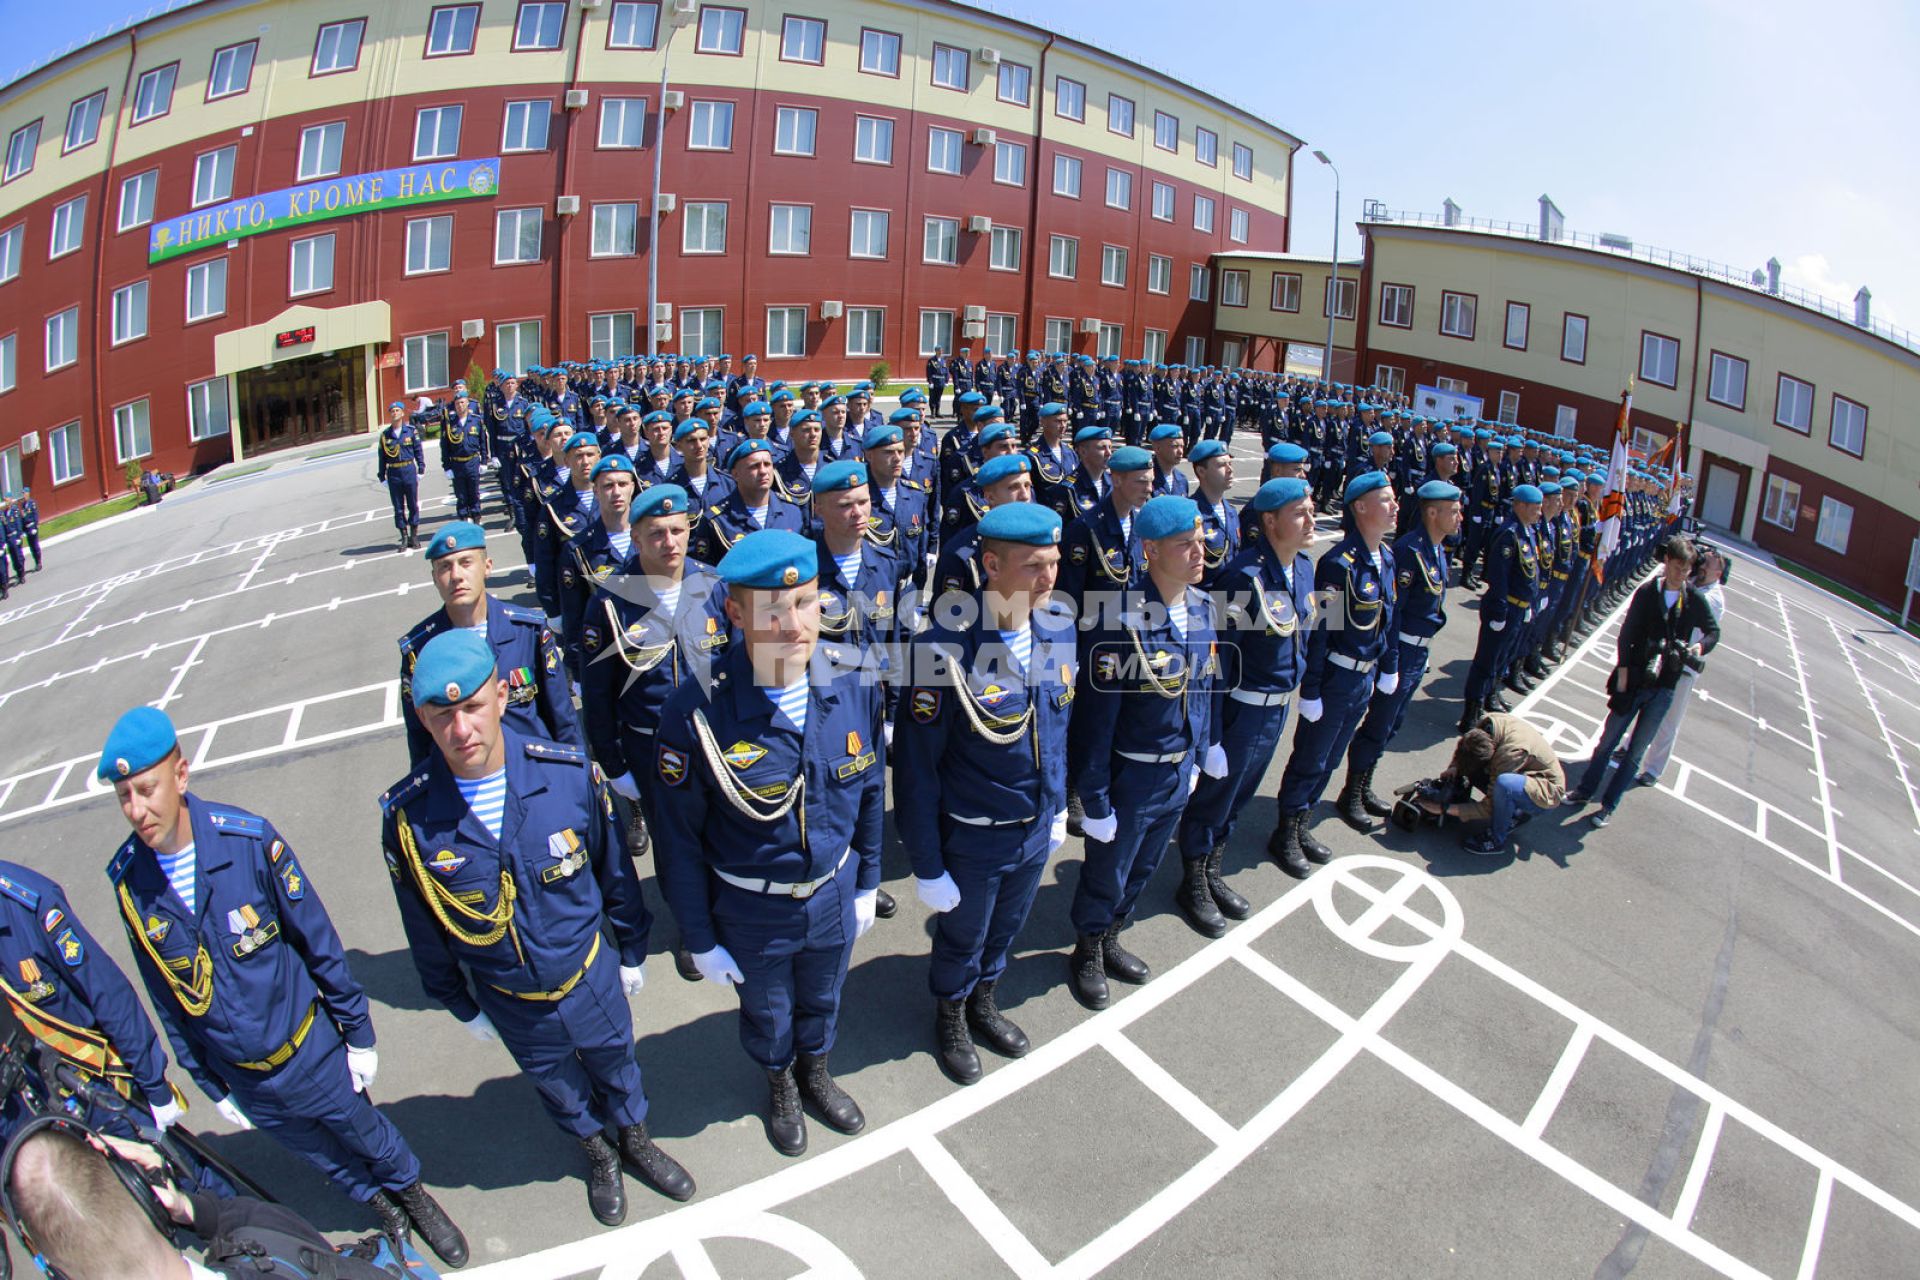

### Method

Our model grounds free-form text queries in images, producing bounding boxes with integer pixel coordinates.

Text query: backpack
[204,1226,435,1279]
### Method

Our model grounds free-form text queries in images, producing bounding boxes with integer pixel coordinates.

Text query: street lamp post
[648,9,696,358]
[1314,149,1340,381]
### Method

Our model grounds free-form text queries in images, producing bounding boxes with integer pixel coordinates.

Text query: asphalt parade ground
[2,432,1918,1279]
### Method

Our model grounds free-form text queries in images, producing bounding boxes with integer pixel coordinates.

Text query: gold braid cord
[1248,573,1299,637]
[1127,618,1191,701]
[691,708,805,821]
[117,882,214,1017]
[945,648,1033,747]
[604,598,675,674]
[1086,529,1129,584]
[395,809,517,947]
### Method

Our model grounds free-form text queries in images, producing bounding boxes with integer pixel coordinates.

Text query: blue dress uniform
[534,437,603,626]
[924,355,948,418]
[1025,416,1080,521]
[19,492,40,571]
[376,410,426,548]
[398,582,580,767]
[1463,487,1544,721]
[439,406,490,522]
[1059,445,1151,603]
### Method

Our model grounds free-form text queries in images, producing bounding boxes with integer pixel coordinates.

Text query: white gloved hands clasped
[1080,812,1120,843]
[854,889,879,938]
[1297,697,1324,722]
[1202,744,1230,778]
[692,946,744,985]
[915,873,961,913]
[1376,672,1401,696]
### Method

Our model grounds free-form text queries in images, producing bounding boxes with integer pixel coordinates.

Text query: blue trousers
[386,474,420,533]
[1071,756,1191,935]
[1489,773,1543,843]
[1179,696,1291,858]
[1346,642,1433,774]
[1275,664,1376,812]
[1575,685,1677,812]
[929,817,1050,1001]
[447,463,482,519]
[711,858,856,1070]
[473,942,646,1138]
[1464,612,1508,702]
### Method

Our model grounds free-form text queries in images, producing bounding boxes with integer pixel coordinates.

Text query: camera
[1659,636,1706,679]
[1389,774,1472,832]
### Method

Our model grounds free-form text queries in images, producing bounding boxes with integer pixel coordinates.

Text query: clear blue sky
[9,0,1913,326]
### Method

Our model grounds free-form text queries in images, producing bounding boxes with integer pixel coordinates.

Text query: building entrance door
[1702,462,1739,529]
[236,348,367,454]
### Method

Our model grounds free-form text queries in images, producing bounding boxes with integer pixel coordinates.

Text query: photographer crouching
[1399,713,1567,857]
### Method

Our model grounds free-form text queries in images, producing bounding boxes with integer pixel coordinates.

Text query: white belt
[949,814,1027,827]
[1229,689,1292,707]
[1396,632,1430,649]
[714,847,850,899]
[1328,653,1376,673]
[1117,749,1187,764]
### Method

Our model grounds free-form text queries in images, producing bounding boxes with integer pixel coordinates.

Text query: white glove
[150,1097,185,1132]
[461,1010,499,1042]
[608,771,640,802]
[619,963,646,995]
[346,1045,378,1093]
[854,889,879,938]
[214,1096,255,1131]
[1489,619,1507,633]
[915,873,961,913]
[1081,812,1119,843]
[490,457,504,471]
[692,946,744,985]
[570,681,582,701]
[1298,697,1324,722]
[1049,809,1068,851]
[1377,672,1401,696]
[1202,744,1229,778]
[546,614,564,635]
[1188,768,1200,795]
[1524,607,1534,622]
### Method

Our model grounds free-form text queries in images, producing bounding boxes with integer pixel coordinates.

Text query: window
[1053,154,1081,197]
[405,215,452,274]
[0,333,11,392]
[192,146,236,207]
[845,307,884,358]
[766,306,807,358]
[495,208,543,264]
[682,201,727,254]
[1559,313,1588,363]
[1229,208,1249,244]
[780,16,825,64]
[855,116,894,164]
[496,318,543,373]
[49,420,83,482]
[1774,374,1813,434]
[1761,474,1799,531]
[1220,268,1248,306]
[988,225,1021,271]
[1143,329,1166,364]
[997,62,1031,106]
[589,313,636,361]
[1195,127,1217,166]
[1048,234,1077,279]
[1188,263,1210,301]
[1147,254,1171,294]
[1097,322,1123,360]
[117,171,157,232]
[1815,496,1853,553]
[111,281,148,344]
[1106,94,1134,137]
[768,203,811,255]
[502,100,552,152]
[600,98,646,149]
[919,310,954,357]
[1830,395,1867,456]
[427,5,481,55]
[773,106,816,156]
[848,208,888,258]
[923,216,958,265]
[1101,245,1129,288]
[207,41,255,99]
[1378,283,1412,327]
[1497,390,1521,424]
[414,106,462,161]
[1270,272,1301,312]
[1639,331,1679,387]
[1375,364,1405,396]
[185,258,226,321]
[0,225,19,283]
[514,2,566,50]
[404,332,450,392]
[1184,335,1206,366]
[987,314,1018,354]
[927,127,962,174]
[49,195,87,258]
[289,233,335,295]
[44,308,78,370]
[182,377,230,442]
[931,44,969,90]
[1045,318,1072,352]
[114,400,152,463]
[5,118,40,182]
[65,92,106,153]
[1631,427,1663,459]
[607,1,658,48]
[1151,181,1174,222]
[311,20,365,74]
[1153,110,1178,152]
[1232,142,1253,180]
[1193,194,1215,233]
[591,202,638,256]
[1440,290,1477,339]
[859,28,900,75]
[1105,167,1132,209]
[1503,301,1529,350]
[132,65,177,122]
[993,139,1026,185]
[1324,276,1356,319]
[1553,406,1577,438]
[687,100,734,149]
[297,122,345,179]
[697,6,745,54]
[1437,376,1470,395]
[1707,351,1748,411]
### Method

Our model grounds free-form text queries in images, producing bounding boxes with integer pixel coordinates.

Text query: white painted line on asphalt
[1523,1024,1595,1140]
[1824,614,1920,838]
[1795,1170,1834,1280]
[1670,1102,1726,1231]
[153,634,208,711]
[1774,594,1841,877]
[910,1137,1053,1277]
[1101,1032,1238,1148]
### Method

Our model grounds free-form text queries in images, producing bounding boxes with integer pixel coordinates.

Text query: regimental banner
[148,157,501,264]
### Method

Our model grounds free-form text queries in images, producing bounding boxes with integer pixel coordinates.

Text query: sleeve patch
[911,689,942,723]
[657,744,688,787]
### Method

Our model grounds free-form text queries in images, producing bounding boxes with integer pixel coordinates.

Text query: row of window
[1,378,229,492]
[1759,473,1855,555]
[1217,268,1355,318]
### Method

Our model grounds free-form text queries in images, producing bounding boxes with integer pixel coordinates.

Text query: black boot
[1457,699,1485,735]
[1504,671,1533,695]
[1334,772,1376,833]
[368,1189,410,1245]
[618,1122,695,1202]
[935,998,982,1084]
[626,806,650,858]
[795,1052,865,1134]
[395,1183,468,1268]
[1102,919,1150,984]
[765,1065,808,1156]
[673,947,700,982]
[1205,846,1251,919]
[1524,655,1550,679]
[1267,813,1314,879]
[1485,688,1513,712]
[965,981,1030,1058]
[1175,857,1227,937]
[1356,766,1393,818]
[1066,786,1086,837]
[1297,812,1334,865]
[578,1135,627,1226]
[1068,933,1110,1009]
[874,887,897,919]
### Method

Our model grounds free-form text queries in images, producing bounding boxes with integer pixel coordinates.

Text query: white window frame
[687,100,734,150]
[47,195,87,260]
[206,41,255,100]
[403,332,450,393]
[288,232,336,297]
[118,170,157,232]
[931,43,969,91]
[111,280,148,345]
[1101,244,1128,288]
[495,207,544,265]
[405,214,453,275]
[773,105,817,157]
[1097,322,1123,360]
[1195,128,1217,166]
[590,202,639,257]
[1561,313,1588,363]
[1830,395,1867,456]
[1184,335,1206,365]
[859,28,900,76]
[1232,142,1253,180]
[1188,263,1210,302]
[848,208,888,259]
[1639,331,1680,387]
[311,19,365,75]
[1375,364,1405,396]
[1153,110,1178,152]
[1504,300,1529,350]
[997,62,1031,106]
[1774,373,1813,434]
[65,92,106,153]
[927,127,962,175]
[1053,154,1081,198]
[184,258,227,322]
[427,4,482,56]
[1105,167,1131,210]
[192,147,236,208]
[845,307,884,358]
[1760,473,1799,531]
[993,139,1026,185]
[681,201,727,254]
[1106,93,1134,137]
[1219,268,1248,307]
[589,312,637,361]
[0,224,20,283]
[1055,76,1085,121]
[1143,328,1166,364]
[922,216,958,266]
[49,419,85,482]
[113,399,153,464]
[767,203,812,256]
[919,309,954,357]
[1814,496,1852,553]
[1193,194,1215,233]
[1708,351,1748,411]
[987,314,1018,355]
[513,1,567,51]
[988,225,1021,272]
[296,122,345,181]
[1271,272,1301,312]
[1045,318,1072,352]
[1048,234,1078,280]
[1437,376,1470,395]
[0,333,13,393]
[780,16,825,64]
[1229,208,1249,244]
[131,65,177,123]
[599,97,646,149]
[854,115,894,165]
[495,319,543,374]
[696,6,745,54]
[1146,254,1171,295]
[1151,181,1174,222]
[502,100,552,152]
[1496,390,1521,424]
[1324,276,1357,319]
[45,307,79,371]
[1440,290,1476,339]
[1379,283,1412,327]
[1553,405,1577,438]
[414,105,463,161]
[766,305,807,359]
[6,119,40,183]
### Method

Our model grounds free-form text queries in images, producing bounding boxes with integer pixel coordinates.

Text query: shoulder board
[202,806,266,838]
[380,770,430,813]
[523,739,587,765]
[0,874,40,911]
[901,478,924,491]
[498,602,548,626]
[106,841,137,883]
[399,615,442,652]
[1336,550,1355,564]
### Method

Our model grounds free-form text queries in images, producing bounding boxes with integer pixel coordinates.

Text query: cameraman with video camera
[1404,712,1566,857]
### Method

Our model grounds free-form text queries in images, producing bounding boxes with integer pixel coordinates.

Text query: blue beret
[743,353,758,361]
[1417,480,1462,502]
[670,387,694,400]
[590,455,636,483]
[672,419,710,442]
[813,460,868,493]
[425,520,487,560]
[642,409,674,426]
[1563,470,1586,485]
[564,431,599,454]
[1189,440,1229,464]
[954,391,984,407]
[633,484,691,520]
[1344,470,1392,504]
[411,630,498,709]
[972,405,1005,425]
[1136,494,1203,542]
[1368,431,1395,447]
[885,409,919,427]
[390,401,406,412]
[1430,442,1458,457]
[1251,477,1312,511]
[1147,423,1183,443]
[1109,446,1153,473]
[1541,465,1560,478]
[978,503,1063,547]
[976,454,1031,488]
[528,408,556,431]
[865,424,906,450]
[978,422,1014,448]
[1538,482,1562,497]
[1074,426,1112,445]
[790,409,822,426]
[1484,435,1504,447]
[820,394,846,409]
[1474,428,1494,441]
[742,400,771,417]
[1512,484,1544,504]
[97,706,179,782]
[718,529,818,589]
[1266,441,1309,464]
[1039,401,1068,417]
[899,387,925,403]
[694,397,722,412]
[726,439,773,469]
[492,368,507,378]
[769,388,796,403]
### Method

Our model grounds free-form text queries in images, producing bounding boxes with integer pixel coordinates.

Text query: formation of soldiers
[0,490,44,601]
[11,352,1682,1268]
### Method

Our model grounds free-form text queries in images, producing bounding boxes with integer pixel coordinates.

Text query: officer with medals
[932,454,1034,598]
[1025,402,1081,521]
[810,456,902,772]
[381,631,694,1224]
[1460,484,1544,728]
[693,438,808,564]
[1187,440,1236,589]
[558,454,647,681]
[1059,445,1152,604]
[1065,496,1220,1009]
[1268,471,1400,872]
[1178,477,1317,901]
[98,707,467,1264]
[439,391,491,523]
[376,402,427,552]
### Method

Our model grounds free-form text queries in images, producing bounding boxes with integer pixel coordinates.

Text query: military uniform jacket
[1390,528,1451,640]
[581,569,733,779]
[1026,438,1081,521]
[1215,540,1313,696]
[1060,496,1145,603]
[1301,535,1400,702]
[399,597,580,764]
[651,644,887,955]
[380,733,646,1022]
[693,489,808,566]
[773,452,823,507]
[1151,463,1190,498]
[1482,520,1542,625]
[1195,493,1235,590]
[817,540,901,666]
[867,480,931,580]
[666,467,739,556]
[108,800,371,1102]
[535,484,596,600]
[376,425,425,481]
[560,520,639,658]
[440,412,490,467]
[1068,468,1110,521]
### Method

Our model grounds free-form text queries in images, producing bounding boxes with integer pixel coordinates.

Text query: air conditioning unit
[662,89,685,111]
[970,127,996,147]
[653,303,673,321]
[580,0,607,9]
[19,431,40,455]
[564,89,590,111]
[978,47,1001,65]
[819,300,844,319]
[555,195,580,216]
[654,321,674,342]
[1079,317,1101,334]
[461,319,486,341]
[655,193,677,213]
[966,215,992,234]
[670,0,696,15]
[963,304,986,322]
[961,321,986,339]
